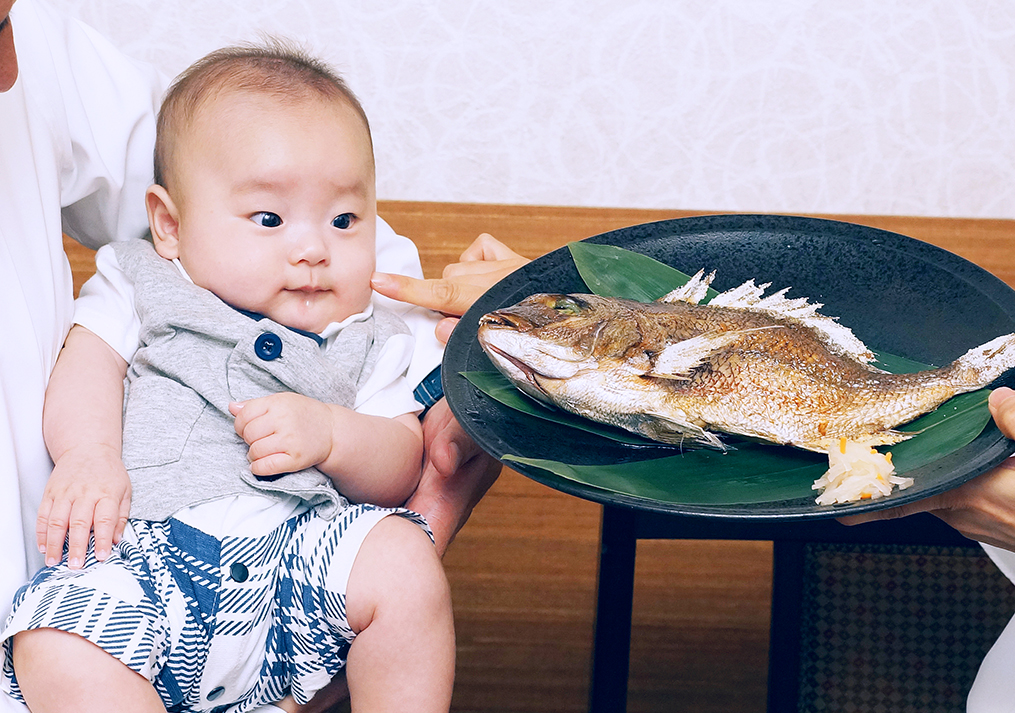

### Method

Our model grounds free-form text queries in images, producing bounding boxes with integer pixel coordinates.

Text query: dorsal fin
[657,270,715,305]
[707,277,876,364]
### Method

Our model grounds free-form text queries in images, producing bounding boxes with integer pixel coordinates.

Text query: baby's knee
[367,515,446,588]
[12,628,162,712]
[12,628,71,674]
[347,516,450,629]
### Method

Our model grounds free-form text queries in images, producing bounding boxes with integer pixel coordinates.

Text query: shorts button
[208,686,225,701]
[229,562,249,582]
[254,332,282,361]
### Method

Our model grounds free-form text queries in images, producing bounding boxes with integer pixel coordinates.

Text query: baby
[1,42,453,713]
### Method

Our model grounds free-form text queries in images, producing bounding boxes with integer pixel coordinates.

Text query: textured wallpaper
[52,0,1015,218]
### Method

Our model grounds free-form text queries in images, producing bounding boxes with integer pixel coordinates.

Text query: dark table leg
[767,539,806,712]
[590,505,638,713]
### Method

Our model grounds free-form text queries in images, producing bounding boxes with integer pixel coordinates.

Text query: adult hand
[405,398,502,556]
[371,233,529,343]
[839,387,1015,551]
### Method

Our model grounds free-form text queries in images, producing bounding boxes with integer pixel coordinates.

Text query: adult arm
[40,0,163,248]
[839,387,1015,550]
[375,234,529,554]
[408,399,503,555]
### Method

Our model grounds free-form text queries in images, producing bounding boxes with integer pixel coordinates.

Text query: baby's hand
[230,393,335,476]
[36,444,131,569]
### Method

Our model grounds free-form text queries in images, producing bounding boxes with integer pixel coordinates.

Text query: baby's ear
[146,185,181,260]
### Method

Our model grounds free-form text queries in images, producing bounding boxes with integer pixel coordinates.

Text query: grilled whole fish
[476,270,1015,452]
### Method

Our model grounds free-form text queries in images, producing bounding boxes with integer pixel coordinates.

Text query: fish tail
[947,333,1015,388]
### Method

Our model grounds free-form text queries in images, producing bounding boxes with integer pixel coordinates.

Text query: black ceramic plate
[442,214,1015,520]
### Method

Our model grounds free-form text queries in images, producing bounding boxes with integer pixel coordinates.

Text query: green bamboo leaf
[872,350,934,374]
[569,242,720,302]
[502,391,993,506]
[890,390,993,472]
[461,371,655,446]
[505,445,826,505]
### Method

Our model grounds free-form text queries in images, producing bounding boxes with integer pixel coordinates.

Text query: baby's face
[158,90,377,334]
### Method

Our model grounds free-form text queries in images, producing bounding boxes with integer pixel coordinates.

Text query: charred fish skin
[476,272,1015,453]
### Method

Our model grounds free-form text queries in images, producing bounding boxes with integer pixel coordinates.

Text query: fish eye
[332,213,356,230]
[552,296,584,315]
[250,211,282,228]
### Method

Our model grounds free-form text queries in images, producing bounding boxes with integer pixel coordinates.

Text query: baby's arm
[230,394,423,508]
[40,325,130,568]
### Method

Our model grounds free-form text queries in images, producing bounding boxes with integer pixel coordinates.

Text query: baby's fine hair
[154,38,371,190]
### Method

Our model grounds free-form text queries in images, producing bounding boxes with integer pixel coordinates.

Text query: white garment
[967,543,1015,712]
[0,0,441,626]
[0,0,162,630]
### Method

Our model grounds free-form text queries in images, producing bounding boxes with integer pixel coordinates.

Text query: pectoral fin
[634,412,727,450]
[649,327,782,380]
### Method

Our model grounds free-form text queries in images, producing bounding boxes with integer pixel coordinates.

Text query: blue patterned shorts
[0,504,429,713]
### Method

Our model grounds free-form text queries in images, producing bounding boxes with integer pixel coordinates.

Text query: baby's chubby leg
[344,515,455,713]
[12,628,165,713]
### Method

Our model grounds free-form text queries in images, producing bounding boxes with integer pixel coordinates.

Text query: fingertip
[228,401,244,415]
[435,317,458,345]
[370,271,395,291]
[989,386,1015,410]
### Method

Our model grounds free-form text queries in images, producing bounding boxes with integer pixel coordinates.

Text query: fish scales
[477,270,1015,452]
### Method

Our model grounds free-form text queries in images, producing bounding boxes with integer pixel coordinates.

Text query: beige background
[53,0,1015,218]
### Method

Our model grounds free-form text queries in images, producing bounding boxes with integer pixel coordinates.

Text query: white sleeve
[73,245,141,362]
[28,1,165,249]
[354,333,424,419]
[372,216,445,389]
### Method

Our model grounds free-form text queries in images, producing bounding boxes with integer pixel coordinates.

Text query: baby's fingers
[39,498,71,568]
[64,498,101,569]
[249,451,298,478]
[230,400,275,443]
[115,490,130,544]
[35,498,57,562]
[90,497,124,563]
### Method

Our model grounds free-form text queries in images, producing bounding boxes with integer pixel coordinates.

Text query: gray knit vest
[111,239,410,521]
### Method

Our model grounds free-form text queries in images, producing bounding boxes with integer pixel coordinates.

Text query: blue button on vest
[254,332,283,361]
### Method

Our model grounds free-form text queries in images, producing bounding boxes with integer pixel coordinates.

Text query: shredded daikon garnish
[813,439,913,505]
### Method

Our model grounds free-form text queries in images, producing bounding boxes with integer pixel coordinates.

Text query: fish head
[477,293,649,405]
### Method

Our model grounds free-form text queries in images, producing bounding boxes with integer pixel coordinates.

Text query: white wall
[53,0,1015,218]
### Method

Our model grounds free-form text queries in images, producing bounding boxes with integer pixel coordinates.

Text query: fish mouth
[483,343,552,397]
[478,311,533,331]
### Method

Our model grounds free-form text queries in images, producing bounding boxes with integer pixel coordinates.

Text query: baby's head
[146,40,378,334]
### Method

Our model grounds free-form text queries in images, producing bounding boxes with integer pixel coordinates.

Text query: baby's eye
[332,213,356,230]
[251,212,282,228]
